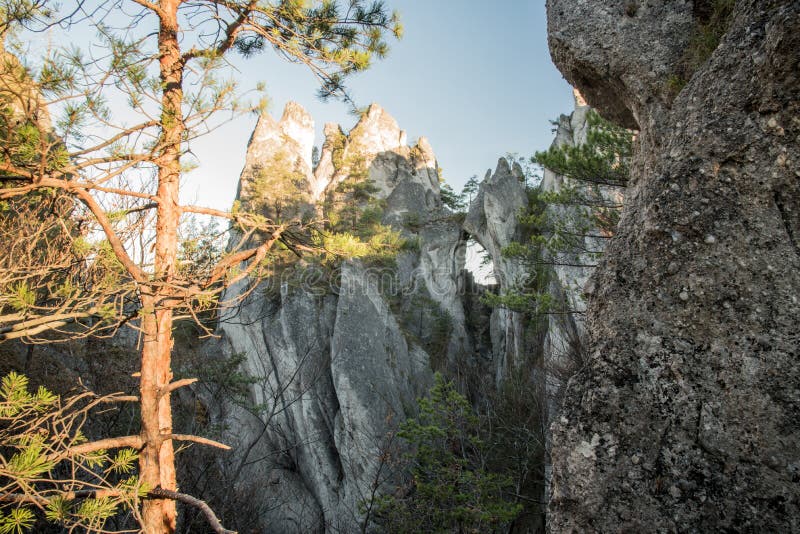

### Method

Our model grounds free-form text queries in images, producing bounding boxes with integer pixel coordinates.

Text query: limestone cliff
[0,20,650,534]
[464,158,529,385]
[215,103,470,532]
[546,0,800,530]
[213,95,626,531]
[465,99,620,507]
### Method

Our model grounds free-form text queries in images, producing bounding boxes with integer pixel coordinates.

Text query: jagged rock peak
[462,157,529,386]
[279,101,315,169]
[246,101,314,171]
[489,157,513,184]
[348,102,407,153]
[414,136,436,166]
[235,102,317,220]
[219,108,467,534]
[464,157,528,290]
[281,100,312,123]
[322,121,343,139]
[239,101,442,215]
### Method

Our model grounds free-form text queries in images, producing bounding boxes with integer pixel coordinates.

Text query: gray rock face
[463,103,620,508]
[216,103,467,532]
[464,158,529,384]
[538,102,592,385]
[539,97,623,411]
[537,98,623,504]
[547,0,694,129]
[235,102,316,221]
[350,104,441,223]
[217,260,433,532]
[462,99,616,395]
[241,102,315,188]
[547,1,800,531]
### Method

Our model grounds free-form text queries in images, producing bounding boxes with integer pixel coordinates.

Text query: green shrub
[367,373,522,532]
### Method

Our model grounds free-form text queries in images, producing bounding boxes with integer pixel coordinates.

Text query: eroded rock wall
[215,103,470,532]
[214,90,635,531]
[464,100,620,507]
[547,1,800,530]
[464,158,530,384]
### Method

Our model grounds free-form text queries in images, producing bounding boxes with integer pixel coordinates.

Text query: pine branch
[148,487,237,534]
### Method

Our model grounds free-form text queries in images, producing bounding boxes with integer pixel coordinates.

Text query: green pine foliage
[242,145,411,290]
[230,0,403,99]
[0,373,143,533]
[0,0,404,340]
[390,294,454,371]
[321,151,407,265]
[533,110,632,188]
[369,374,522,533]
[327,153,382,231]
[245,151,313,223]
[440,174,480,214]
[482,110,631,319]
[532,109,630,238]
[439,182,465,212]
[462,175,480,204]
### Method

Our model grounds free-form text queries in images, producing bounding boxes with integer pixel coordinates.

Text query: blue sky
[185,0,575,210]
[21,1,573,210]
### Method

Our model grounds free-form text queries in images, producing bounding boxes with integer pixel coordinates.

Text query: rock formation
[215,102,472,532]
[546,0,800,530]
[538,92,625,417]
[210,93,619,531]
[464,158,529,384]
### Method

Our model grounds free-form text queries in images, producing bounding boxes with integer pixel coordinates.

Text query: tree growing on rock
[0,1,401,532]
[485,109,632,317]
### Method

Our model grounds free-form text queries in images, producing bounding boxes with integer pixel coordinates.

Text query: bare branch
[181,205,233,219]
[203,224,286,288]
[148,487,237,534]
[71,188,148,283]
[167,434,231,451]
[159,377,198,397]
[55,435,144,460]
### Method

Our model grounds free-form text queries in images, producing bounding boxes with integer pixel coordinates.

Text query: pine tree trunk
[140,1,183,531]
[140,300,177,533]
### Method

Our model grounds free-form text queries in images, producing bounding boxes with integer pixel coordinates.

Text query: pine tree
[486,110,632,318]
[462,175,480,204]
[534,109,633,189]
[0,372,143,533]
[369,374,522,533]
[0,2,401,532]
[439,181,465,212]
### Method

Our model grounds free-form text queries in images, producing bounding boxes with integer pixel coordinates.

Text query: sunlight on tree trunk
[0,1,402,532]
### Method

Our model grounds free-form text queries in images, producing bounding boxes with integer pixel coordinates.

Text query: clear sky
[184,0,575,210]
[19,1,574,210]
